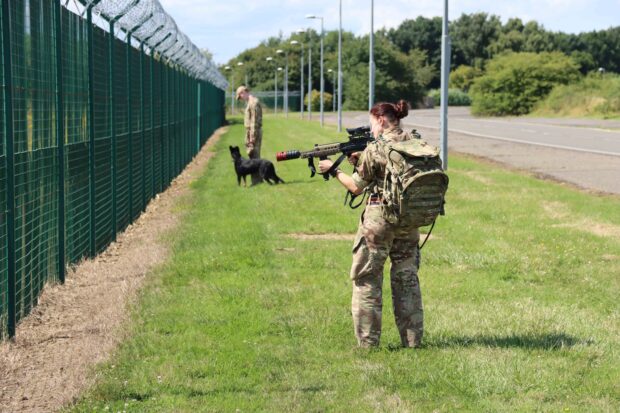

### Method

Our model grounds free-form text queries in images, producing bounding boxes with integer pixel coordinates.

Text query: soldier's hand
[348,152,361,166]
[318,159,334,174]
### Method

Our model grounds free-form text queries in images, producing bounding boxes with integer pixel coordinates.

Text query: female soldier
[318,100,423,348]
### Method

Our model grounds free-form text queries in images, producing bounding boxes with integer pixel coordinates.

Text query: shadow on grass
[225,118,244,126]
[387,332,591,351]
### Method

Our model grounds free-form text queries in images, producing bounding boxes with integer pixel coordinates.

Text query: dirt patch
[554,220,620,239]
[541,201,571,220]
[286,232,436,241]
[287,232,356,241]
[542,200,620,239]
[462,170,495,186]
[0,127,228,413]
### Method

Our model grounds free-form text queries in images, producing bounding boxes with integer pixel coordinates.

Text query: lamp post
[277,67,284,114]
[337,0,343,132]
[237,61,247,86]
[276,48,289,118]
[328,68,336,112]
[369,0,375,110]
[440,0,450,170]
[307,38,312,121]
[224,65,233,115]
[306,14,324,127]
[266,56,277,114]
[290,40,303,118]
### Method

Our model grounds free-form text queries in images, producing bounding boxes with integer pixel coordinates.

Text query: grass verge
[69,116,620,412]
[532,73,620,119]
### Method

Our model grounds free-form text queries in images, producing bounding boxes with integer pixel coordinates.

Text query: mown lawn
[69,115,620,412]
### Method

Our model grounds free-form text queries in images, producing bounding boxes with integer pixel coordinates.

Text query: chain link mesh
[0,0,226,339]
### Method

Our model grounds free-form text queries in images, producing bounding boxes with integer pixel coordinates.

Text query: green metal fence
[0,0,226,339]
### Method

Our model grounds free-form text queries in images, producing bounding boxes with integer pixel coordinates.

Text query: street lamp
[224,65,233,115]
[266,56,278,114]
[306,14,324,127]
[276,49,289,118]
[328,68,336,112]
[440,0,450,170]
[237,61,246,88]
[337,0,343,132]
[306,33,313,121]
[291,37,305,119]
[369,0,375,110]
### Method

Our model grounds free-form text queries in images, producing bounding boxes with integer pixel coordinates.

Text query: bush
[470,52,581,116]
[427,88,472,106]
[533,72,620,118]
[449,65,483,92]
[305,89,333,112]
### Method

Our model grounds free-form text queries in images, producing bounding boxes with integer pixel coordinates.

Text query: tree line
[222,13,620,112]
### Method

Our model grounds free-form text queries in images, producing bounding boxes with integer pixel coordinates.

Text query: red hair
[369,100,409,124]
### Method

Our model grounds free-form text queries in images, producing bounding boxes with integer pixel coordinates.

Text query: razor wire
[70,0,228,90]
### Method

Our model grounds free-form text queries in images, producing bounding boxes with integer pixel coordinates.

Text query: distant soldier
[236,85,263,159]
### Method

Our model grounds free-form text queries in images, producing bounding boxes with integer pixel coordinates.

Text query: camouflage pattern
[351,125,414,193]
[349,125,424,348]
[244,96,263,159]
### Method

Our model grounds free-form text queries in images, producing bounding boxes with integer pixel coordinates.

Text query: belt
[368,194,383,205]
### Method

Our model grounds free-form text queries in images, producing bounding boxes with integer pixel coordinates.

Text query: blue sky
[160,0,620,65]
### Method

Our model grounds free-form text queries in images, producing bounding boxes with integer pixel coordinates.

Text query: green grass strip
[69,116,620,412]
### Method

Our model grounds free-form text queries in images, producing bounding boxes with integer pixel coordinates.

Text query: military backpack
[379,134,449,231]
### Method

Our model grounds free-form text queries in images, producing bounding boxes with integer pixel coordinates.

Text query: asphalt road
[319,108,620,195]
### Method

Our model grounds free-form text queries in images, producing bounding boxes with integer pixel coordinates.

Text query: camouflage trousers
[350,204,423,348]
[246,129,263,185]
[245,129,262,159]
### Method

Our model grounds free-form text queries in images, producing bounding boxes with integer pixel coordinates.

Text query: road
[319,108,620,195]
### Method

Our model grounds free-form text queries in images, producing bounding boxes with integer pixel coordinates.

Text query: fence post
[87,6,96,257]
[126,32,132,219]
[109,21,117,241]
[2,0,16,339]
[166,65,171,186]
[53,0,66,283]
[196,81,201,154]
[150,54,155,197]
[160,61,164,189]
[140,42,146,211]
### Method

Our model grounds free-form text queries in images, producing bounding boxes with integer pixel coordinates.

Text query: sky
[159,0,620,65]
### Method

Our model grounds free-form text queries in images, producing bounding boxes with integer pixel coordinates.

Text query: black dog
[229,146,285,186]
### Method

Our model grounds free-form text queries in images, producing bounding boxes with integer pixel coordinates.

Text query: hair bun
[394,100,409,119]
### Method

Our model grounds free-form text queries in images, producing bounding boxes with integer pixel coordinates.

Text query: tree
[388,17,442,87]
[450,12,502,68]
[470,52,581,116]
[342,34,433,110]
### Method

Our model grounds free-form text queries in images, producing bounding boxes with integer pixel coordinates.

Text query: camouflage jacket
[351,125,415,195]
[244,96,262,137]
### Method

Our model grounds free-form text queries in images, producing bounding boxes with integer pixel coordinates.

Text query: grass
[532,73,620,119]
[68,115,620,412]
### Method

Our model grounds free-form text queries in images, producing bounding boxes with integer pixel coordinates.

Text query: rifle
[275,126,373,181]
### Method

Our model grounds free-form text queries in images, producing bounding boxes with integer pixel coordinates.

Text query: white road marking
[404,122,620,157]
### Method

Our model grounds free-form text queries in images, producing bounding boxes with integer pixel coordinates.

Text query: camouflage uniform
[244,96,263,159]
[350,125,423,348]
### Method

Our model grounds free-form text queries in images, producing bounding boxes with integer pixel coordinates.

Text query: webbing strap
[419,219,436,250]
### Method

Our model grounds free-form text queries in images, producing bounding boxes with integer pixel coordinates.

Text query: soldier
[318,100,424,348]
[236,85,263,159]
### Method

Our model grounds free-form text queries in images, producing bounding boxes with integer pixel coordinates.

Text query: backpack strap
[419,219,436,250]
